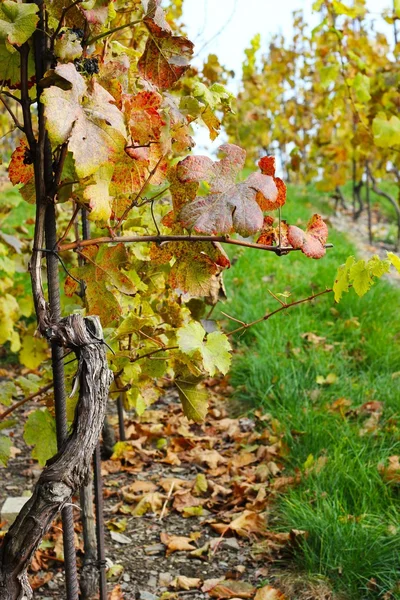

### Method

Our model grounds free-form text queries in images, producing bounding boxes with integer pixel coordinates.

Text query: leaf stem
[226,288,334,336]
[0,96,24,132]
[87,19,143,46]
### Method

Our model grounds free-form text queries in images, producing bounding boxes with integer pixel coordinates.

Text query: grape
[74,57,99,76]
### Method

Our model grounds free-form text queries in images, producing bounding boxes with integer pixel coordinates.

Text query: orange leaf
[9,138,34,186]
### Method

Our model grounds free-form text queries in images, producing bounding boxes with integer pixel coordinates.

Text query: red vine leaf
[257,156,287,211]
[178,144,278,236]
[138,20,194,89]
[258,156,276,177]
[287,214,328,259]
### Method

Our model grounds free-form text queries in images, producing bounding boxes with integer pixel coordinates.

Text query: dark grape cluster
[71,27,84,40]
[74,57,99,75]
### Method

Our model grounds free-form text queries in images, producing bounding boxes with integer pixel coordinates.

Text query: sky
[179,0,394,153]
[182,0,393,78]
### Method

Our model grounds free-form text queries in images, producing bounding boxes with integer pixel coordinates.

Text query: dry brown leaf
[29,572,52,590]
[254,585,286,600]
[212,510,266,538]
[208,580,255,599]
[159,477,190,492]
[173,489,204,512]
[109,584,124,599]
[190,448,227,470]
[160,532,196,555]
[202,579,225,593]
[172,576,202,590]
[231,452,258,468]
[378,456,400,484]
[131,492,164,516]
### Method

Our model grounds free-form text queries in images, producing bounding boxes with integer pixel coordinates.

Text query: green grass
[220,186,400,599]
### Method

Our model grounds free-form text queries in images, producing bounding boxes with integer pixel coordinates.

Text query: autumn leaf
[378,456,400,484]
[54,29,83,62]
[387,252,400,273]
[208,581,255,599]
[257,218,290,247]
[65,244,136,326]
[138,20,194,89]
[212,510,267,538]
[19,329,49,369]
[160,532,196,555]
[178,144,278,236]
[81,0,112,25]
[257,156,287,211]
[172,576,202,590]
[142,0,171,31]
[8,138,34,186]
[287,214,328,259]
[79,164,114,223]
[151,238,230,298]
[123,91,165,145]
[255,586,286,600]
[41,63,126,178]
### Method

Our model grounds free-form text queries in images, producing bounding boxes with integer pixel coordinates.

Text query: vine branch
[226,288,334,336]
[58,234,333,255]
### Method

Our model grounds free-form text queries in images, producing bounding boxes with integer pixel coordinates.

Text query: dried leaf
[287,214,328,259]
[254,585,286,600]
[171,576,202,590]
[208,580,255,599]
[160,532,196,555]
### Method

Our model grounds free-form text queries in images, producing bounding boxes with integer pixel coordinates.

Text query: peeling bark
[0,315,112,600]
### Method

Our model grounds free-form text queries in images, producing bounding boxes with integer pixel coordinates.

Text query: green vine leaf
[0,435,12,466]
[0,1,39,46]
[372,113,400,148]
[177,321,231,376]
[175,376,208,423]
[24,408,57,467]
[333,255,391,302]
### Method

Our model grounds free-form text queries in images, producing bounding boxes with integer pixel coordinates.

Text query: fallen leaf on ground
[160,532,196,555]
[378,456,400,484]
[208,580,255,599]
[255,585,286,600]
[212,510,267,538]
[171,576,202,590]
